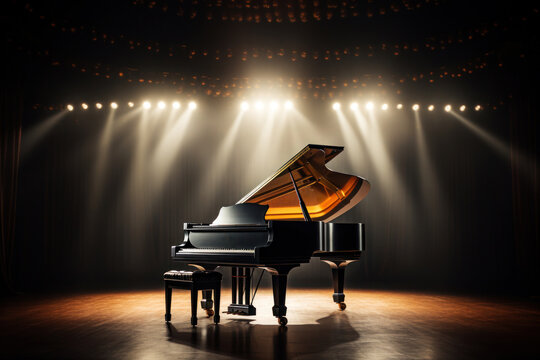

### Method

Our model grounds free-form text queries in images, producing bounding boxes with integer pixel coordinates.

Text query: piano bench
[163,270,222,326]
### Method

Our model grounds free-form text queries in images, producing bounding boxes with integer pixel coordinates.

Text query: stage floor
[1,289,539,359]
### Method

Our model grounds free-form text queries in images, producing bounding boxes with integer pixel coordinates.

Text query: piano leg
[322,260,357,311]
[201,290,214,316]
[188,264,217,315]
[265,265,299,326]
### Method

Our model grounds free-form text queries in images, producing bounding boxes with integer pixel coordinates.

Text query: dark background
[2,0,538,296]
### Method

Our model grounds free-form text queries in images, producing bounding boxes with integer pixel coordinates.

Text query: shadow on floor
[166,312,359,360]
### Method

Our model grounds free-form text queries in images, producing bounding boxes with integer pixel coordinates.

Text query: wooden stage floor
[1,289,539,359]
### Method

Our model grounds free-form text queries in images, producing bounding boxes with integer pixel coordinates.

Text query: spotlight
[172,101,180,109]
[270,100,279,110]
[459,105,466,112]
[350,102,359,111]
[96,103,103,110]
[143,101,151,109]
[240,101,249,111]
[110,102,118,109]
[444,105,452,112]
[474,105,482,111]
[128,101,135,108]
[332,102,341,111]
[428,105,435,111]
[158,101,166,109]
[412,104,420,111]
[365,102,374,110]
[396,104,403,110]
[255,101,264,110]
[381,103,389,111]
[284,100,294,110]
[81,103,89,110]
[67,104,74,111]
[188,101,197,110]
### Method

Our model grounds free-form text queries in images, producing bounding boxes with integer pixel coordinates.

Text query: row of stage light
[65,100,482,112]
[333,102,482,112]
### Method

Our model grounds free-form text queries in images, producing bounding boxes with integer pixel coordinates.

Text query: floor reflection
[166,312,359,360]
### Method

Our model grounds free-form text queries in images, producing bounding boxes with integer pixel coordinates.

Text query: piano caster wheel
[338,302,346,311]
[165,313,171,322]
[206,309,214,317]
[278,317,288,326]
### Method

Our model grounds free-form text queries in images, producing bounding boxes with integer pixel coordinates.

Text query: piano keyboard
[178,248,255,254]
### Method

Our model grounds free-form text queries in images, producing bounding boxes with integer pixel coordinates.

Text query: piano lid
[237,144,370,222]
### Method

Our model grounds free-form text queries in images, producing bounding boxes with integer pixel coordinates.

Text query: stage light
[158,101,166,109]
[396,104,403,110]
[240,101,249,111]
[128,101,135,108]
[459,105,466,112]
[412,104,420,111]
[81,103,89,110]
[188,101,197,110]
[270,100,279,110]
[284,100,293,110]
[428,105,435,111]
[255,100,264,110]
[365,102,374,110]
[172,101,180,109]
[350,102,359,111]
[143,101,151,109]
[381,103,389,111]
[96,103,103,110]
[332,102,341,111]
[475,105,482,111]
[444,105,452,112]
[110,102,118,109]
[67,104,74,111]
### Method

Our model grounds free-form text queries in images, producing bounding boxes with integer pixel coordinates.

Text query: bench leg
[213,285,221,324]
[191,289,198,326]
[165,283,172,322]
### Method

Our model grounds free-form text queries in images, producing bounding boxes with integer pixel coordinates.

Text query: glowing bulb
[96,103,103,110]
[110,102,118,109]
[350,102,359,111]
[396,103,403,110]
[428,105,435,111]
[412,104,420,111]
[143,101,151,109]
[381,103,389,111]
[365,102,374,110]
[158,101,166,109]
[332,102,341,111]
[255,101,264,110]
[172,101,180,109]
[128,101,135,108]
[188,101,197,110]
[240,101,249,111]
[284,100,293,110]
[474,105,482,111]
[444,105,452,112]
[67,104,74,111]
[81,103,89,110]
[459,105,466,112]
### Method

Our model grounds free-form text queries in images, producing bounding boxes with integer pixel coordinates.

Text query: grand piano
[171,144,370,325]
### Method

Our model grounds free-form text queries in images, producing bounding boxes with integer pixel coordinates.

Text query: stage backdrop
[12,94,538,295]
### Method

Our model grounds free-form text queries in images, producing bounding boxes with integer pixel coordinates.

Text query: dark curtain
[0,82,22,295]
[510,93,540,296]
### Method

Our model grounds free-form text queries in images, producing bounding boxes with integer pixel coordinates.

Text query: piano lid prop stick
[288,168,312,222]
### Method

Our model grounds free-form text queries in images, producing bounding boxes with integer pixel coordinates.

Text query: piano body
[171,144,370,325]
